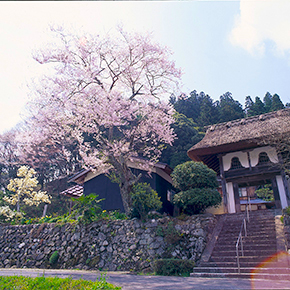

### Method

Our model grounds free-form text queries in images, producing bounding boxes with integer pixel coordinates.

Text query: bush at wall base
[153,259,194,276]
[49,251,59,265]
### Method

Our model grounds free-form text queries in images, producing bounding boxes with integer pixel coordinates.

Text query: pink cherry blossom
[24,26,181,214]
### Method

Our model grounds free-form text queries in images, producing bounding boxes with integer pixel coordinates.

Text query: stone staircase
[191,209,290,279]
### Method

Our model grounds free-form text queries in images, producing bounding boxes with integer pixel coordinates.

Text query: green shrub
[255,184,274,201]
[71,194,103,224]
[100,209,128,220]
[172,161,221,215]
[282,207,290,225]
[284,206,290,216]
[153,259,194,276]
[173,188,222,215]
[130,183,162,220]
[49,251,59,265]
[172,161,218,191]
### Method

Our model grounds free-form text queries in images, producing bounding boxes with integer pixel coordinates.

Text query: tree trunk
[119,182,132,215]
[17,193,20,212]
[42,204,48,217]
[108,155,141,215]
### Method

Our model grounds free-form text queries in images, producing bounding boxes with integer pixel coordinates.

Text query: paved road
[0,268,290,290]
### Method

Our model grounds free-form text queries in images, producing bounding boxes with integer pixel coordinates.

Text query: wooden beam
[226,173,277,185]
[247,151,252,171]
[218,155,228,213]
[277,152,290,202]
[271,177,281,209]
[233,182,241,213]
[225,164,280,179]
[280,170,290,201]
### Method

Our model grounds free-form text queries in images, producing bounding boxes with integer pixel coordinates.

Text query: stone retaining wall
[283,214,290,250]
[0,214,216,272]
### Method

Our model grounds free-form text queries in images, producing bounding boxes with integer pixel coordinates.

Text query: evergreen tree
[218,92,244,123]
[173,90,202,121]
[253,96,266,115]
[245,96,254,117]
[270,94,284,112]
[197,94,219,127]
[160,112,204,168]
[263,92,273,113]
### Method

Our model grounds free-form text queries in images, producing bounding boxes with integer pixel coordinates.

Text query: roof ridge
[206,108,290,131]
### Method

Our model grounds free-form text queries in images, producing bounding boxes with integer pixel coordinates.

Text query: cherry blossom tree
[25,26,181,214]
[0,129,21,188]
[17,120,82,186]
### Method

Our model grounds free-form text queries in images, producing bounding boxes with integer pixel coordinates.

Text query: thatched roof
[188,108,290,161]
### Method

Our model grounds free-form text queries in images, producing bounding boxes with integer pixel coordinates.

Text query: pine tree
[197,94,219,127]
[160,112,204,168]
[253,96,266,115]
[245,96,254,117]
[219,92,244,123]
[270,94,284,112]
[173,91,201,121]
[263,92,273,113]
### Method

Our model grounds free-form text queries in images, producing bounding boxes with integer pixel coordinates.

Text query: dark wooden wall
[84,170,174,215]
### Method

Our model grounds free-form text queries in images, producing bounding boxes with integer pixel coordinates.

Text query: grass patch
[0,275,121,290]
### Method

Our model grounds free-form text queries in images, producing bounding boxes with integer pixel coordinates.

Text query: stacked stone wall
[283,214,290,250]
[0,214,216,272]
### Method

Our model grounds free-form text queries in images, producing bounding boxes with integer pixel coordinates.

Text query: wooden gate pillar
[219,155,228,213]
[271,177,282,209]
[233,182,241,213]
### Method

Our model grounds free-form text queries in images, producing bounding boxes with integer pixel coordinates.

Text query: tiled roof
[60,184,83,198]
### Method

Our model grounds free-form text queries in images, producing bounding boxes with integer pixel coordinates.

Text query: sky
[1,0,290,133]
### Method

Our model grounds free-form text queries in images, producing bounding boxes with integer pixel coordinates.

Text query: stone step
[192,267,290,274]
[216,235,276,245]
[226,222,275,227]
[217,230,276,240]
[220,229,275,235]
[221,221,274,227]
[209,255,274,263]
[190,272,290,280]
[220,225,275,232]
[197,210,280,279]
[198,261,276,268]
[245,236,277,242]
[224,217,275,222]
[225,217,275,222]
[221,222,275,232]
[222,223,275,228]
[210,249,277,257]
[220,230,276,236]
[214,238,277,245]
[213,244,277,251]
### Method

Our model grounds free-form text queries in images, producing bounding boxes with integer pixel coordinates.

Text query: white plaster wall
[250,146,278,167]
[226,182,236,213]
[223,151,249,171]
[276,175,289,209]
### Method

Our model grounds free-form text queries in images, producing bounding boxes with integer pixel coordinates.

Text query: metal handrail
[236,198,251,274]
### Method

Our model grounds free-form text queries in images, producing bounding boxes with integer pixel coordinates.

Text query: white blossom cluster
[0,206,22,221]
[4,166,51,208]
